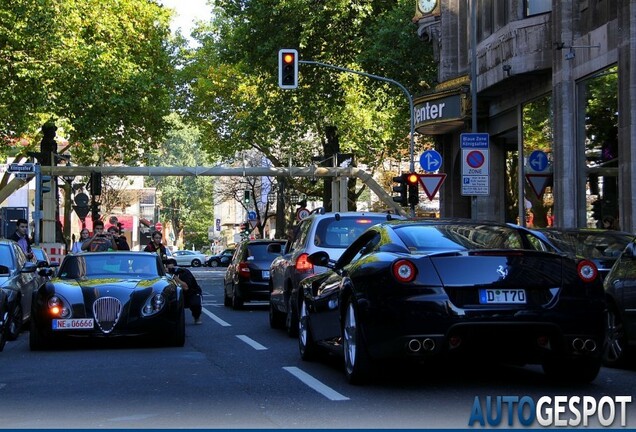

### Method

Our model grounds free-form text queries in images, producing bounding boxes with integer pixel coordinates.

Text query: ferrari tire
[299,298,318,361]
[191,259,201,267]
[542,356,601,384]
[285,295,298,338]
[343,298,373,385]
[29,318,50,351]
[269,301,285,329]
[231,286,244,310]
[603,305,630,368]
[224,287,232,307]
[0,309,8,352]
[7,302,23,341]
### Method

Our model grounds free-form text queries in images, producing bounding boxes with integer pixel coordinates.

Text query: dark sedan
[207,248,235,267]
[224,239,285,309]
[0,239,40,341]
[603,240,636,367]
[530,228,634,280]
[30,252,185,350]
[297,219,605,384]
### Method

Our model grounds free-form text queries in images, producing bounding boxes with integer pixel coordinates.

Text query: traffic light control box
[0,207,28,239]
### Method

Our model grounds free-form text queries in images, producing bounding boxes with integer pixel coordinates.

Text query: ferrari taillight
[238,262,251,278]
[296,253,314,272]
[392,259,417,283]
[577,259,598,282]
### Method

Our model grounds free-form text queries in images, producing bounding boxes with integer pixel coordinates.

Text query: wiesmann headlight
[47,295,72,318]
[142,293,166,317]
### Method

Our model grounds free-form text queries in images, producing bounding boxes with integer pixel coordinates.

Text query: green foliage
[181,0,435,170]
[0,0,178,164]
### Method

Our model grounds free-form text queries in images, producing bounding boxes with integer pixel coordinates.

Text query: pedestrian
[144,231,168,261]
[10,218,33,260]
[107,226,130,250]
[602,216,619,230]
[165,258,203,324]
[82,220,118,252]
[71,229,90,253]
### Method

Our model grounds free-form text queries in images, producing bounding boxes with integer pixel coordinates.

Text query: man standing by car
[10,218,34,260]
[82,220,117,252]
[165,258,203,325]
[144,231,168,262]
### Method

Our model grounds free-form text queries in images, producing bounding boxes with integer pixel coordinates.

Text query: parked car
[172,250,207,267]
[0,239,40,341]
[269,210,404,336]
[297,219,605,384]
[30,251,185,350]
[31,246,60,278]
[207,248,235,267]
[602,239,636,367]
[224,239,286,309]
[529,227,634,280]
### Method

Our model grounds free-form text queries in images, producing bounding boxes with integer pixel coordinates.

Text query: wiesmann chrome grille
[92,296,122,334]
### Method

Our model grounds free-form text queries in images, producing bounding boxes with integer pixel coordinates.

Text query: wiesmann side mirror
[307,251,330,267]
[622,243,636,259]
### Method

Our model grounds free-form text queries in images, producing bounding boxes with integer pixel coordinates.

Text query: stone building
[414,0,635,231]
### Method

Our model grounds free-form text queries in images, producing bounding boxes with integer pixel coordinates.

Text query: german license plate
[262,270,270,279]
[52,318,94,330]
[479,289,526,304]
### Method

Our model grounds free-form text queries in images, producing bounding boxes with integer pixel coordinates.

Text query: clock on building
[417,0,438,14]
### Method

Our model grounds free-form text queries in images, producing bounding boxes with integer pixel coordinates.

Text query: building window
[526,0,551,16]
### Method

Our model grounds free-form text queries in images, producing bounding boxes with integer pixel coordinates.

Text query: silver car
[268,210,404,336]
[171,250,208,267]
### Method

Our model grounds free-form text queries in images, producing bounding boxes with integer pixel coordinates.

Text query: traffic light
[40,175,52,194]
[91,202,100,222]
[243,190,251,204]
[239,222,250,237]
[278,49,298,89]
[406,173,420,205]
[90,172,102,196]
[392,174,408,206]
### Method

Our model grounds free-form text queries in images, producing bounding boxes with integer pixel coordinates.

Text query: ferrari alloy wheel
[223,287,232,307]
[7,302,23,341]
[343,298,372,384]
[299,298,317,361]
[603,305,629,367]
[285,295,298,337]
[0,309,8,352]
[191,259,201,267]
[269,301,285,329]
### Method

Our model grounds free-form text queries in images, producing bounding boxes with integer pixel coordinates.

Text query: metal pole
[299,60,415,215]
[33,164,42,244]
[470,0,477,133]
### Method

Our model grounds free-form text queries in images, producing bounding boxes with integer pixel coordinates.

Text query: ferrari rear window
[395,224,525,251]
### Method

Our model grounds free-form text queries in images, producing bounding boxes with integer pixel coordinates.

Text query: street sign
[155,222,163,231]
[73,205,90,220]
[419,150,442,172]
[528,150,549,172]
[296,207,310,221]
[461,133,490,196]
[526,174,553,199]
[8,163,35,174]
[74,193,90,207]
[247,210,257,221]
[418,173,447,200]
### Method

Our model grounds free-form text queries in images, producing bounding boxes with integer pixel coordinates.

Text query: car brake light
[577,259,598,282]
[238,262,251,278]
[296,253,314,272]
[392,259,417,283]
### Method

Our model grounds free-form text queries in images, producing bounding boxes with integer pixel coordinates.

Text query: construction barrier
[40,242,66,263]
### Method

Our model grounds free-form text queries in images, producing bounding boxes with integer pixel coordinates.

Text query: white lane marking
[283,366,349,401]
[201,307,231,326]
[236,335,268,350]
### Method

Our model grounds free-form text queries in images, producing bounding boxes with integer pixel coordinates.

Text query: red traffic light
[406,173,419,185]
[278,49,298,89]
[283,53,295,64]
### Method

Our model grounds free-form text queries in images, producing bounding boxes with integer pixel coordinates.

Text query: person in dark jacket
[10,218,33,260]
[165,258,203,324]
[107,226,130,250]
[144,231,168,261]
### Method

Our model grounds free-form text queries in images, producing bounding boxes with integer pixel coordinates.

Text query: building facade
[414,0,635,231]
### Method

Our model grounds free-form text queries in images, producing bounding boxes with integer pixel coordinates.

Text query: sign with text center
[461,133,490,196]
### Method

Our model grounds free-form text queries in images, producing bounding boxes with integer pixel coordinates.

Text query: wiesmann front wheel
[343,298,372,385]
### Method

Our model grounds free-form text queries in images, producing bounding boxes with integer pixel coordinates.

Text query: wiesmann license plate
[479,289,527,304]
[262,270,270,279]
[52,318,94,330]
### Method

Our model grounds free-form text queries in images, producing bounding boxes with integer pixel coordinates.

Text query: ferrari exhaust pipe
[422,338,436,351]
[408,339,422,352]
[572,338,585,351]
[584,339,597,352]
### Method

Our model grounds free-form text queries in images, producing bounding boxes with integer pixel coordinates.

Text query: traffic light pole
[298,60,416,216]
[33,164,42,244]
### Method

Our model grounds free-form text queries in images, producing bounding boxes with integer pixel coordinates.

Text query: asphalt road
[1,267,635,429]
